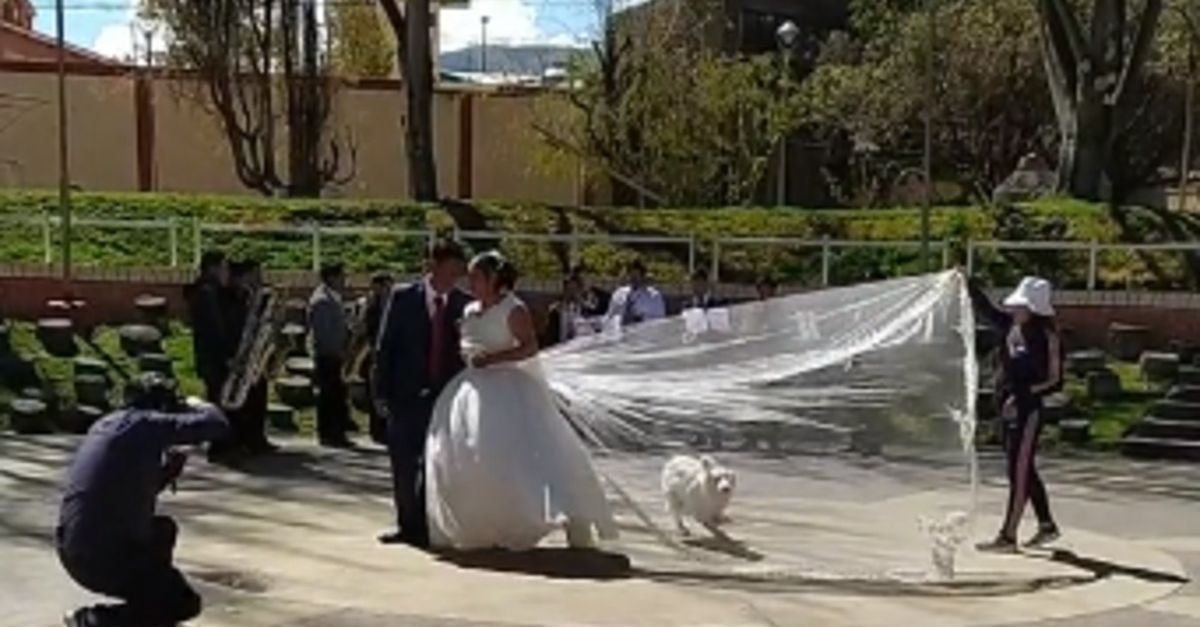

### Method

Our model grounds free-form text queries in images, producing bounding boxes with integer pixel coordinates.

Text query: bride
[425,251,618,551]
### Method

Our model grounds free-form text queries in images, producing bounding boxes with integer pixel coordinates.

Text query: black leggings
[59,516,201,626]
[1000,408,1056,540]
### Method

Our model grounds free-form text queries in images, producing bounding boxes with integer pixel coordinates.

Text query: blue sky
[30,0,600,60]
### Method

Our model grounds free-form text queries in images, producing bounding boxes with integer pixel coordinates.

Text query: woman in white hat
[969,275,1063,553]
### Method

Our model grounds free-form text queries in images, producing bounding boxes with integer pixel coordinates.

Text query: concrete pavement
[1,435,1196,627]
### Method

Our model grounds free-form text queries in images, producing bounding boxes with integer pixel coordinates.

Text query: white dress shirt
[606,284,666,325]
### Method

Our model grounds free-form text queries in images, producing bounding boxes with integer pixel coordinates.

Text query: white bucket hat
[1003,276,1055,317]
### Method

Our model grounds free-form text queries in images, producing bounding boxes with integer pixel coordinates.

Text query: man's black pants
[58,516,201,626]
[315,355,351,443]
[387,397,435,547]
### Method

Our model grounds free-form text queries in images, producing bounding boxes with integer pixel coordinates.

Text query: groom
[373,239,470,548]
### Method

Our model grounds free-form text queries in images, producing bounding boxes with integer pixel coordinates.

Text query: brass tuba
[343,296,370,379]
[220,286,282,410]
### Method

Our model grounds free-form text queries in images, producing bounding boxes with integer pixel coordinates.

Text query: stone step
[1167,385,1200,403]
[1121,436,1200,462]
[1178,366,1200,386]
[1148,400,1200,422]
[1131,418,1200,441]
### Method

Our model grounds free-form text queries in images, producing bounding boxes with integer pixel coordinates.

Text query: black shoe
[378,530,406,545]
[319,437,354,449]
[378,530,429,549]
[343,421,361,434]
[62,608,99,627]
[248,439,280,455]
[1024,526,1061,548]
[975,535,1018,554]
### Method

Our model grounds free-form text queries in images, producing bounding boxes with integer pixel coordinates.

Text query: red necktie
[429,295,446,382]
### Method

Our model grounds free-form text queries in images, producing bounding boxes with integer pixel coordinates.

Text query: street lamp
[480,16,490,73]
[55,0,71,286]
[775,19,799,207]
[920,0,935,272]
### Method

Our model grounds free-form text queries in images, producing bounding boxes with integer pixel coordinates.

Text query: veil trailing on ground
[539,271,978,579]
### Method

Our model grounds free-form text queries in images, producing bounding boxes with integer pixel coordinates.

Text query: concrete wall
[0,64,588,204]
[0,71,137,190]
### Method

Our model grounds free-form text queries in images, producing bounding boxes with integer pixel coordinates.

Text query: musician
[224,260,276,456]
[309,263,353,448]
[186,251,235,463]
[363,272,393,445]
[605,259,666,327]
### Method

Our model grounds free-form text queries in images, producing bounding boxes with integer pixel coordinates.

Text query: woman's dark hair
[470,251,518,290]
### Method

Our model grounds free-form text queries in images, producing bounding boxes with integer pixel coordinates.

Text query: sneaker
[62,608,96,627]
[1024,526,1061,548]
[975,536,1018,554]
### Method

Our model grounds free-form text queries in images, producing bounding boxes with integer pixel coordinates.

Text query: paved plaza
[2,435,1198,627]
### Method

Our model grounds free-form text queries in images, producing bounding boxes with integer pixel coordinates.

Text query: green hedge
[0,191,1188,288]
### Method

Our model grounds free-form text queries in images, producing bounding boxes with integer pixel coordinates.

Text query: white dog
[661,455,737,537]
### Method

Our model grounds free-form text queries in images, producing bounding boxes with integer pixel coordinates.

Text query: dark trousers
[228,380,269,449]
[204,373,239,457]
[58,516,200,627]
[387,397,434,546]
[1000,408,1056,540]
[315,355,351,443]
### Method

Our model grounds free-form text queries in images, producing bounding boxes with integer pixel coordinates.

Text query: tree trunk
[1065,91,1109,200]
[404,0,439,202]
[1037,0,1163,202]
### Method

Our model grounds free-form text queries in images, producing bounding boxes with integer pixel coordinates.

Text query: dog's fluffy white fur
[661,454,737,536]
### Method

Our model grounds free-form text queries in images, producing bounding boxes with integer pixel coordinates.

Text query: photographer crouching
[56,373,228,627]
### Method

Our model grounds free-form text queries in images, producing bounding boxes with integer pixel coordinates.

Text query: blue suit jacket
[372,281,468,415]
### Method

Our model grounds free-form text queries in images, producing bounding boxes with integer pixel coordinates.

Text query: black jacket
[373,282,469,408]
[186,277,235,383]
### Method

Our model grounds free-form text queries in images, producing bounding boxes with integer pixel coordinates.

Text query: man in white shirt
[606,259,666,326]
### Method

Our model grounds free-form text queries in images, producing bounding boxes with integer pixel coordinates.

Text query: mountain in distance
[439,45,584,76]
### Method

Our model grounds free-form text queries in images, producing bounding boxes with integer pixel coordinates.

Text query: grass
[1059,361,1158,450]
[0,320,328,436]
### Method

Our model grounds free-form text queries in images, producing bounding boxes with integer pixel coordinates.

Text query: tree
[150,0,354,197]
[798,0,1053,205]
[329,2,395,79]
[1036,0,1165,201]
[553,0,804,206]
[379,0,439,202]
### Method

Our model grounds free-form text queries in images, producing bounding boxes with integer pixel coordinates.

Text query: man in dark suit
[185,251,237,463]
[373,240,469,548]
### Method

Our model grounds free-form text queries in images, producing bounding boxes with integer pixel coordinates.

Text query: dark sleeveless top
[968,281,1060,414]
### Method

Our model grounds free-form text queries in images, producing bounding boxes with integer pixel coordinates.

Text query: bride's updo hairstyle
[469,250,519,291]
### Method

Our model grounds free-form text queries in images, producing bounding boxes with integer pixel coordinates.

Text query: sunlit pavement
[2,435,1198,626]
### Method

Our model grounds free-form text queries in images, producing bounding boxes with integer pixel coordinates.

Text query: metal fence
[5,213,1200,289]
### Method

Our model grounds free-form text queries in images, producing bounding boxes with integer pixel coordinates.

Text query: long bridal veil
[538,270,977,579]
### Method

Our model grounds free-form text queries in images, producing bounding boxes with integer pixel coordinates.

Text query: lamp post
[55,0,72,286]
[920,0,935,272]
[480,16,490,73]
[775,19,799,207]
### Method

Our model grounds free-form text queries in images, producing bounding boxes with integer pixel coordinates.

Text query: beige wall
[472,94,580,205]
[153,80,247,195]
[0,71,137,191]
[0,67,592,205]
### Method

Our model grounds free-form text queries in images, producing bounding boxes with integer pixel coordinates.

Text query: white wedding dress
[425,293,618,551]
